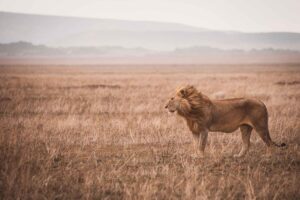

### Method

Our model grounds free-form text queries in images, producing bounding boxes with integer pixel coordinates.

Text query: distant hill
[1,11,300,50]
[0,41,153,57]
[1,41,300,64]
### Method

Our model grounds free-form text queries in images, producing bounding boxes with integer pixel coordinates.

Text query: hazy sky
[0,0,299,32]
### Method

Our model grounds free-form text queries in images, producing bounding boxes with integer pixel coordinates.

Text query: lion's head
[165,85,201,115]
[165,85,212,123]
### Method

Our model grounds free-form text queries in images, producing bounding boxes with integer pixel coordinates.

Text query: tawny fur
[166,85,285,157]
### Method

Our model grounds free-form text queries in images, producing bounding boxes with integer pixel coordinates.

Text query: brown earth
[0,64,299,199]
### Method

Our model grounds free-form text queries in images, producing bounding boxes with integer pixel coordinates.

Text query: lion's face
[165,86,194,114]
[165,96,182,113]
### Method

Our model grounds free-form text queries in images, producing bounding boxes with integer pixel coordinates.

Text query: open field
[0,64,299,199]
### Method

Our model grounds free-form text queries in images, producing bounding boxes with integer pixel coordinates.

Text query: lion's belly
[208,108,252,133]
[209,123,241,133]
[208,121,253,132]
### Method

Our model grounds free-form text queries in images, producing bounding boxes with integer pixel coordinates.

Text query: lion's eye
[171,97,174,100]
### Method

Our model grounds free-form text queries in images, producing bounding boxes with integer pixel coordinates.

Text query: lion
[165,85,286,158]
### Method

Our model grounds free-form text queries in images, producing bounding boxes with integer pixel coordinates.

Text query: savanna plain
[0,64,299,199]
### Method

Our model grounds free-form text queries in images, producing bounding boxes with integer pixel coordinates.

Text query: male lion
[165,85,285,158]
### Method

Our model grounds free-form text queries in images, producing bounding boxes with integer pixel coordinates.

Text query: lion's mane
[176,85,212,131]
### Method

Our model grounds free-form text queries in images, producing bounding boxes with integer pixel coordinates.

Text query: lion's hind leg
[234,125,252,158]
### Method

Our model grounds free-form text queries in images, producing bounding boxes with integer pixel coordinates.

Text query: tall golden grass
[0,64,299,199]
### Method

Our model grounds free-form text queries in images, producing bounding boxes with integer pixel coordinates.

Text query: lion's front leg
[199,131,208,157]
[192,131,208,158]
[192,133,199,157]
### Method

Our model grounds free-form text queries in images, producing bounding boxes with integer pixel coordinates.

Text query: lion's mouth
[169,110,176,113]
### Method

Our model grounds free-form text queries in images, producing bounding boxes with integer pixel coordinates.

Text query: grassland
[0,64,299,199]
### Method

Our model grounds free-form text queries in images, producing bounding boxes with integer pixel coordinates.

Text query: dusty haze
[0,1,299,199]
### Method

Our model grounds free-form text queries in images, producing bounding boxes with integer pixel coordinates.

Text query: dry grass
[0,64,299,199]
